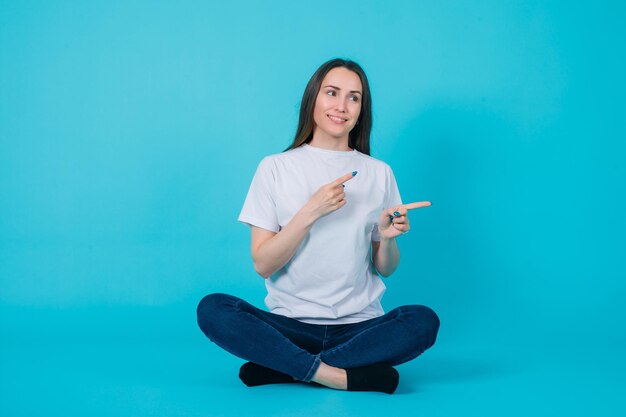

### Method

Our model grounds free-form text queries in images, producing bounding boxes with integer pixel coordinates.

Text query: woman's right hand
[252,171,356,278]
[301,171,357,221]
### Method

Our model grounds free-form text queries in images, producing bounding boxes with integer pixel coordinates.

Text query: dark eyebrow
[323,84,362,95]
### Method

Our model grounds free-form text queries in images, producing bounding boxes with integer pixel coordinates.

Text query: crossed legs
[197,293,440,393]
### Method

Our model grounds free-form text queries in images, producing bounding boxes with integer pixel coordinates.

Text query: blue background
[1,1,624,416]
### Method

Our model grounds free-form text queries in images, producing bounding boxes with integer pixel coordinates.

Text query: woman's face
[312,67,363,142]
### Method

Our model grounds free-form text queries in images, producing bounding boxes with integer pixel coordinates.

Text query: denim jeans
[196,293,440,382]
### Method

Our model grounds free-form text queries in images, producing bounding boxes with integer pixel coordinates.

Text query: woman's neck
[309,132,351,151]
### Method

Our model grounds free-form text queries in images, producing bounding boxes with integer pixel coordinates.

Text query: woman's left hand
[377,201,432,240]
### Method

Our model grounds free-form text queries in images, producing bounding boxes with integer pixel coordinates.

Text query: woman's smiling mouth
[327,114,348,124]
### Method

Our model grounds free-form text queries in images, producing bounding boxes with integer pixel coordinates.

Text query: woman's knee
[404,305,440,342]
[196,292,238,336]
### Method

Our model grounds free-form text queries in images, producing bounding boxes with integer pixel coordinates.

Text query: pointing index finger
[331,171,357,186]
[400,201,432,210]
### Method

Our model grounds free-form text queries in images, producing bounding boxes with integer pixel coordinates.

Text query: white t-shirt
[238,143,403,324]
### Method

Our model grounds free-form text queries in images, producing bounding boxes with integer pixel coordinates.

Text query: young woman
[197,58,439,394]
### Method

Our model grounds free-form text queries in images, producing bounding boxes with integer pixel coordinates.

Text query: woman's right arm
[251,210,317,278]
[250,171,356,279]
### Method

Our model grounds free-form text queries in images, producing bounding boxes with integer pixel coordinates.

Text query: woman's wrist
[376,224,394,242]
[294,207,319,229]
[379,235,395,243]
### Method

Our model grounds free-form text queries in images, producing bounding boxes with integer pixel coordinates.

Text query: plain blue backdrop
[1,1,625,416]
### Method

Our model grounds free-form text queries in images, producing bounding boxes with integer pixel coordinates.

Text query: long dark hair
[283,58,372,155]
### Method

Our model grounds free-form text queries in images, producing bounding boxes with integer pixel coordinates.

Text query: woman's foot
[345,363,399,394]
[239,362,297,386]
[240,360,399,394]
[312,361,399,394]
[311,362,347,390]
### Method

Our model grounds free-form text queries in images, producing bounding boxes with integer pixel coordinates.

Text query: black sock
[346,363,400,394]
[238,362,297,387]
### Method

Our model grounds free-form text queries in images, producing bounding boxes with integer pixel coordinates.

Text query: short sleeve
[237,157,280,233]
[371,165,403,242]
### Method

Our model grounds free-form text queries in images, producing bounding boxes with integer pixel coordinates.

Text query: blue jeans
[196,293,440,382]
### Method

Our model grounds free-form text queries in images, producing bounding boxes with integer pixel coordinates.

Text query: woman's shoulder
[267,145,307,160]
[253,146,307,172]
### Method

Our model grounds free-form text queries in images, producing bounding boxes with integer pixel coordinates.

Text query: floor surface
[2,326,624,417]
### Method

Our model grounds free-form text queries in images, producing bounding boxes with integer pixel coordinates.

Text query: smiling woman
[286,59,373,155]
[312,68,363,144]
[196,58,437,395]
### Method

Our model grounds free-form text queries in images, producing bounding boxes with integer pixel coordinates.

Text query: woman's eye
[350,95,359,102]
[326,90,336,96]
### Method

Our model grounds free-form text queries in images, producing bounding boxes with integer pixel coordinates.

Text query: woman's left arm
[372,238,400,277]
